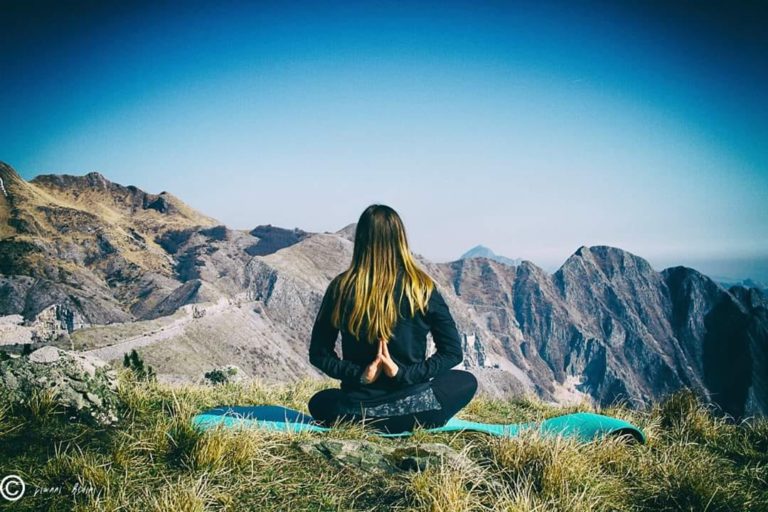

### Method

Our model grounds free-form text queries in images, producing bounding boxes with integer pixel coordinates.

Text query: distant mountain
[460,245,523,267]
[1,163,766,417]
[332,222,357,242]
[715,277,768,296]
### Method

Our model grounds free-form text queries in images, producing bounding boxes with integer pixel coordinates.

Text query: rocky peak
[0,162,32,202]
[460,244,523,267]
[462,244,494,257]
[589,246,656,278]
[557,245,655,281]
[516,259,548,278]
[0,166,220,326]
[663,266,724,300]
[334,222,357,242]
[730,285,768,310]
[84,171,110,188]
[0,161,24,185]
[29,172,217,226]
[557,245,593,273]
[247,224,312,256]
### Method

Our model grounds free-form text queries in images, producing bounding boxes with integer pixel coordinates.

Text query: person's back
[307,204,478,433]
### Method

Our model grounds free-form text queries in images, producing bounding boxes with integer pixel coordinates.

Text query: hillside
[0,162,220,327]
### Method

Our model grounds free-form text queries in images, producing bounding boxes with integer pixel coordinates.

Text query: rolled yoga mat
[192,405,646,444]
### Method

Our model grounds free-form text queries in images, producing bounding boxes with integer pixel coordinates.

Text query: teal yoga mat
[192,405,646,444]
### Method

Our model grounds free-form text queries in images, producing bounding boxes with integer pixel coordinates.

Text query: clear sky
[2,0,767,280]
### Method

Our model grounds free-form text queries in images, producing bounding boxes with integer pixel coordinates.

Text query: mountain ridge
[1,163,765,417]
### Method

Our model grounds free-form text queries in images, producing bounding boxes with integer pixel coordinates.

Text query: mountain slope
[441,245,768,417]
[0,163,218,328]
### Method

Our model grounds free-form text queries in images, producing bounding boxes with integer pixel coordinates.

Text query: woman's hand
[378,338,399,378]
[361,356,382,384]
[360,338,399,384]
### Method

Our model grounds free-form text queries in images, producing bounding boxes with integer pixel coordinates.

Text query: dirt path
[85,298,231,361]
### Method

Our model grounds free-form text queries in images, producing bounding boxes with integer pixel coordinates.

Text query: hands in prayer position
[361,338,400,384]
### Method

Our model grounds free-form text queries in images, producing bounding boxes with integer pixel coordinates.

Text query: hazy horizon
[2,1,766,282]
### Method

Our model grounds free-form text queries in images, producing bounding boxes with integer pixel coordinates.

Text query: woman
[308,204,478,434]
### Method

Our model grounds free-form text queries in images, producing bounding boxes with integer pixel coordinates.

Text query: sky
[1,0,767,281]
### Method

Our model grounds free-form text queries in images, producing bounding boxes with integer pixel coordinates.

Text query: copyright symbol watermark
[0,475,25,502]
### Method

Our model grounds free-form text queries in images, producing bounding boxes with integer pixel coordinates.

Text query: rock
[247,224,311,256]
[296,439,480,475]
[26,304,78,342]
[0,162,217,331]
[0,347,119,425]
[332,222,356,242]
[298,439,394,474]
[143,279,220,320]
[28,345,61,363]
[390,442,478,473]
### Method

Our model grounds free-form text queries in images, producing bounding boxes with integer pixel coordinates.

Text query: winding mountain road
[85,298,231,361]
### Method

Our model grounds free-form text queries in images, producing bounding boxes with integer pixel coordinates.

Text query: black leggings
[307,369,478,434]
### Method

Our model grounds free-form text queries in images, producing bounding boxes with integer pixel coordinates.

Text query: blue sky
[2,0,767,280]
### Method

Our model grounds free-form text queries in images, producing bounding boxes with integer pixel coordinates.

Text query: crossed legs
[307,369,478,434]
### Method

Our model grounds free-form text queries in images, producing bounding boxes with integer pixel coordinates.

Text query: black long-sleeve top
[309,271,464,403]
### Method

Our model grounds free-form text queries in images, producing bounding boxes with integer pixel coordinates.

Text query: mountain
[446,246,767,417]
[1,163,766,417]
[0,163,214,329]
[460,245,523,267]
[0,163,305,333]
[715,277,768,296]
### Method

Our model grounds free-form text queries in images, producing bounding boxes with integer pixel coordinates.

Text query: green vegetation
[122,349,156,382]
[204,367,241,385]
[0,374,766,511]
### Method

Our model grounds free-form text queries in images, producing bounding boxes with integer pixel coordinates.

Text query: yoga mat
[192,405,646,444]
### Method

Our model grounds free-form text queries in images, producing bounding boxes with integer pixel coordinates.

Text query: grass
[0,371,766,511]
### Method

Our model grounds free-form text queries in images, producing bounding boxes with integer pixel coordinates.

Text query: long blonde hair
[327,204,435,344]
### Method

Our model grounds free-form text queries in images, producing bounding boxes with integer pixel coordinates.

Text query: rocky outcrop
[26,303,80,342]
[143,279,221,320]
[296,439,479,475]
[247,224,311,256]
[157,225,258,294]
[332,222,357,242]
[29,172,211,223]
[667,276,768,418]
[0,347,119,425]
[729,285,768,416]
